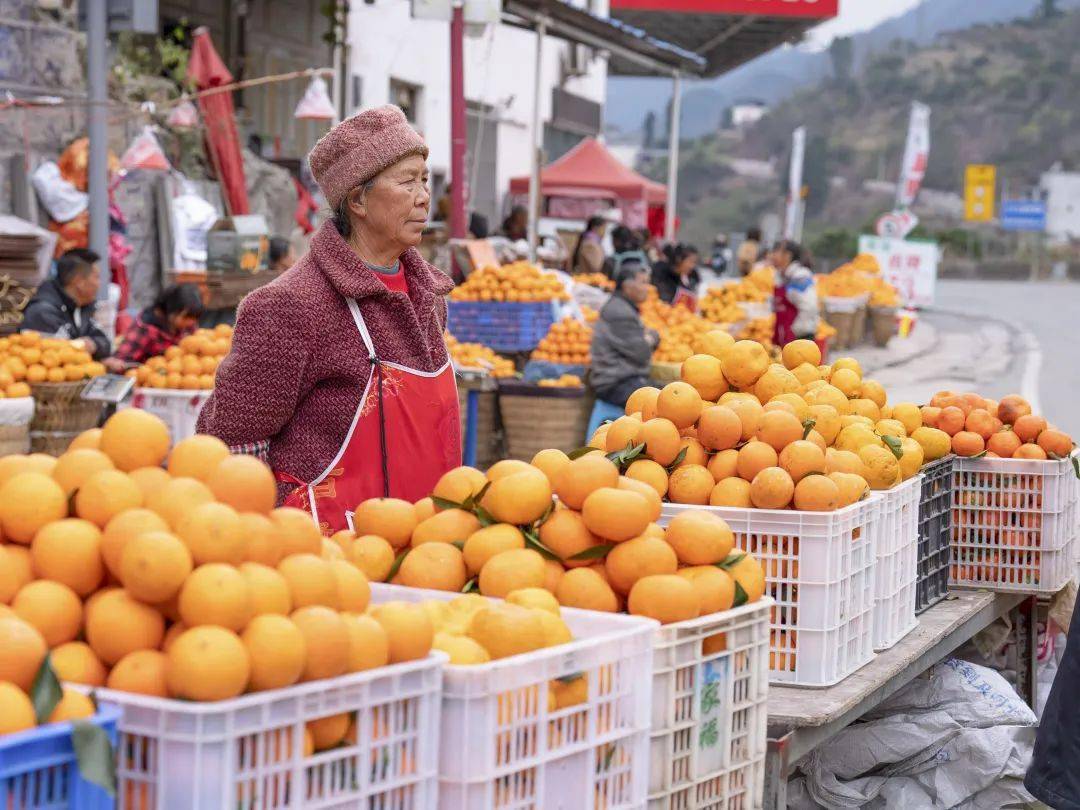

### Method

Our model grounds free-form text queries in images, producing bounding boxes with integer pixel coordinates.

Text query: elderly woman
[197,106,459,531]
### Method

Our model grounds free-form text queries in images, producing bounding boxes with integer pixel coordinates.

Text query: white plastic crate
[872,535,918,651]
[82,657,443,809]
[659,498,880,688]
[370,583,656,810]
[951,455,1080,594]
[876,475,922,556]
[127,389,212,446]
[647,598,771,810]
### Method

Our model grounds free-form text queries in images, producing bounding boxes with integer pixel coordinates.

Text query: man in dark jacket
[21,248,111,359]
[1026,615,1080,807]
[589,263,659,407]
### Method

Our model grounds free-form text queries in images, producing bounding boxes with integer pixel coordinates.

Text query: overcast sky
[806,0,925,47]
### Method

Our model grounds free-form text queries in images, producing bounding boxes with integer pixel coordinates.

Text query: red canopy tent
[509,138,668,229]
[188,28,250,216]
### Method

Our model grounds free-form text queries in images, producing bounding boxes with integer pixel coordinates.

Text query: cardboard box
[206,215,269,274]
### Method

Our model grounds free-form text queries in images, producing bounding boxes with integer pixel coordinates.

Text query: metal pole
[450,1,468,240]
[87,0,109,301]
[665,71,682,243]
[527,17,546,262]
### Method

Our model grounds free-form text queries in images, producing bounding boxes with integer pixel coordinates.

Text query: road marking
[1017,328,1043,415]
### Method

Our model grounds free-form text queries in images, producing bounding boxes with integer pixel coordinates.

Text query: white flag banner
[896,102,931,208]
[784,126,806,240]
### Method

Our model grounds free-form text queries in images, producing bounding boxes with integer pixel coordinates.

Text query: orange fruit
[666,511,734,565]
[625,459,669,498]
[721,340,770,389]
[753,365,801,405]
[120,530,193,604]
[951,431,985,457]
[667,464,714,505]
[101,508,169,579]
[413,497,437,522]
[462,524,524,575]
[207,455,277,514]
[397,542,467,592]
[750,467,795,510]
[1013,414,1047,444]
[997,395,1031,426]
[778,440,826,482]
[47,687,96,722]
[678,566,736,615]
[656,382,703,429]
[1038,429,1074,458]
[0,616,46,691]
[84,590,164,666]
[616,475,663,522]
[74,470,143,528]
[625,386,661,419]
[825,448,865,476]
[177,502,246,565]
[11,580,81,646]
[349,534,396,581]
[239,562,293,616]
[539,509,601,568]
[482,468,553,526]
[696,406,742,452]
[411,508,481,546]
[696,329,735,360]
[554,454,620,510]
[53,448,115,495]
[793,475,840,512]
[627,575,700,624]
[128,466,171,500]
[307,713,351,751]
[555,567,618,612]
[830,472,869,507]
[707,449,739,482]
[432,465,488,505]
[987,431,1022,458]
[352,498,417,549]
[51,641,107,687]
[277,554,340,610]
[479,548,547,597]
[467,603,546,659]
[605,415,646,453]
[179,563,254,631]
[0,681,34,734]
[0,546,25,603]
[531,449,570,486]
[106,650,168,697]
[369,601,434,664]
[755,410,803,452]
[288,605,350,680]
[166,626,250,700]
[581,487,652,542]
[240,512,281,567]
[242,614,306,691]
[342,613,390,672]
[146,476,215,530]
[542,558,565,593]
[0,472,68,544]
[604,535,678,594]
[724,397,764,441]
[640,418,682,466]
[710,477,752,507]
[268,507,323,557]
[937,406,966,436]
[964,409,996,440]
[100,409,171,471]
[167,435,230,481]
[1016,443,1048,460]
[31,518,103,597]
[737,441,778,482]
[781,339,821,371]
[681,354,728,401]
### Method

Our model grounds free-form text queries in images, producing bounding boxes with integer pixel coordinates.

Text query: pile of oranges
[574,273,614,291]
[353,461,765,627]
[736,316,774,350]
[0,331,106,397]
[920,391,1073,460]
[641,289,726,365]
[817,260,900,305]
[128,326,233,391]
[445,334,515,378]
[530,317,592,365]
[449,262,570,303]
[745,267,775,295]
[590,335,938,514]
[538,374,584,388]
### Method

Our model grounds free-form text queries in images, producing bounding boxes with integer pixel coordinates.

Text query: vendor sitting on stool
[110,283,205,368]
[21,248,111,359]
[589,261,660,408]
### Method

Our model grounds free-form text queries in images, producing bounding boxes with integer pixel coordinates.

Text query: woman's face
[678,253,699,274]
[168,311,198,334]
[352,154,431,249]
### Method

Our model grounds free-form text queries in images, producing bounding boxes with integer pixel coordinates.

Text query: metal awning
[609,0,838,77]
[503,0,707,77]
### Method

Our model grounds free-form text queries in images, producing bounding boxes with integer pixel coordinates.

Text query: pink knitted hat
[308,105,429,208]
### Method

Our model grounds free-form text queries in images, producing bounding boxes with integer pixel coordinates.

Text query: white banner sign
[784,126,806,240]
[896,102,931,208]
[875,208,919,239]
[858,235,939,308]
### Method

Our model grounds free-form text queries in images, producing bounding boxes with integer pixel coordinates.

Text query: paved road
[849,280,1080,438]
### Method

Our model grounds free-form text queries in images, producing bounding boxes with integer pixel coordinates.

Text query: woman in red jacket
[197,105,459,532]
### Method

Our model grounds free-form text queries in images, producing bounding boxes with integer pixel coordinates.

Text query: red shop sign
[611,0,839,18]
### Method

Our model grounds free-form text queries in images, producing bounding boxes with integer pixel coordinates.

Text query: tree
[1038,0,1060,18]
[804,135,831,217]
[643,111,657,149]
[829,36,854,83]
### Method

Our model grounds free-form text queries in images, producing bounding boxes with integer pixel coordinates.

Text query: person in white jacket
[770,240,819,347]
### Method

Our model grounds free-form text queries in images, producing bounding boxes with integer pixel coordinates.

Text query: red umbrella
[188,27,249,215]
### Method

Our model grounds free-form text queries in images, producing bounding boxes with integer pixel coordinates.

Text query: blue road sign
[1000,200,1047,232]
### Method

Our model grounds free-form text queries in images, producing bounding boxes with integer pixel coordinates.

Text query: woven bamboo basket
[0,423,28,456]
[823,309,855,350]
[870,306,898,347]
[29,381,102,456]
[498,381,593,460]
[457,378,501,469]
[649,361,682,385]
[852,304,868,346]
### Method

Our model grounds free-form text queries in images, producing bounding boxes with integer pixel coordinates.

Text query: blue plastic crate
[448,301,557,352]
[0,704,120,810]
[522,360,588,383]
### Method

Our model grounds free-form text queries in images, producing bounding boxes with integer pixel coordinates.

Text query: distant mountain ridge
[606,0,1080,140]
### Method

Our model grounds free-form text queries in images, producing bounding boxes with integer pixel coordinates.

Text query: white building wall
[348,0,609,221]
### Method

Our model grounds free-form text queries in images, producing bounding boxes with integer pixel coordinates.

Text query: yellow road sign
[965,164,997,222]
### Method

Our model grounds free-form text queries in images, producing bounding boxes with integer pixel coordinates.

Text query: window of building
[390,79,421,125]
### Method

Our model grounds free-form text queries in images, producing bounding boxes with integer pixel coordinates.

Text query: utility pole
[450,0,468,241]
[86,0,109,301]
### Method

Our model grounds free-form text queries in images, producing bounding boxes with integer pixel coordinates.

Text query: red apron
[279,298,461,534]
[773,277,799,348]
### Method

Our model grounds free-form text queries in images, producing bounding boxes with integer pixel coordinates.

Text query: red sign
[610,0,838,18]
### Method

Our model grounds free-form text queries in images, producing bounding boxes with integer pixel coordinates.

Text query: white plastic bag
[121,126,171,172]
[31,161,87,223]
[166,100,199,129]
[294,76,335,120]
